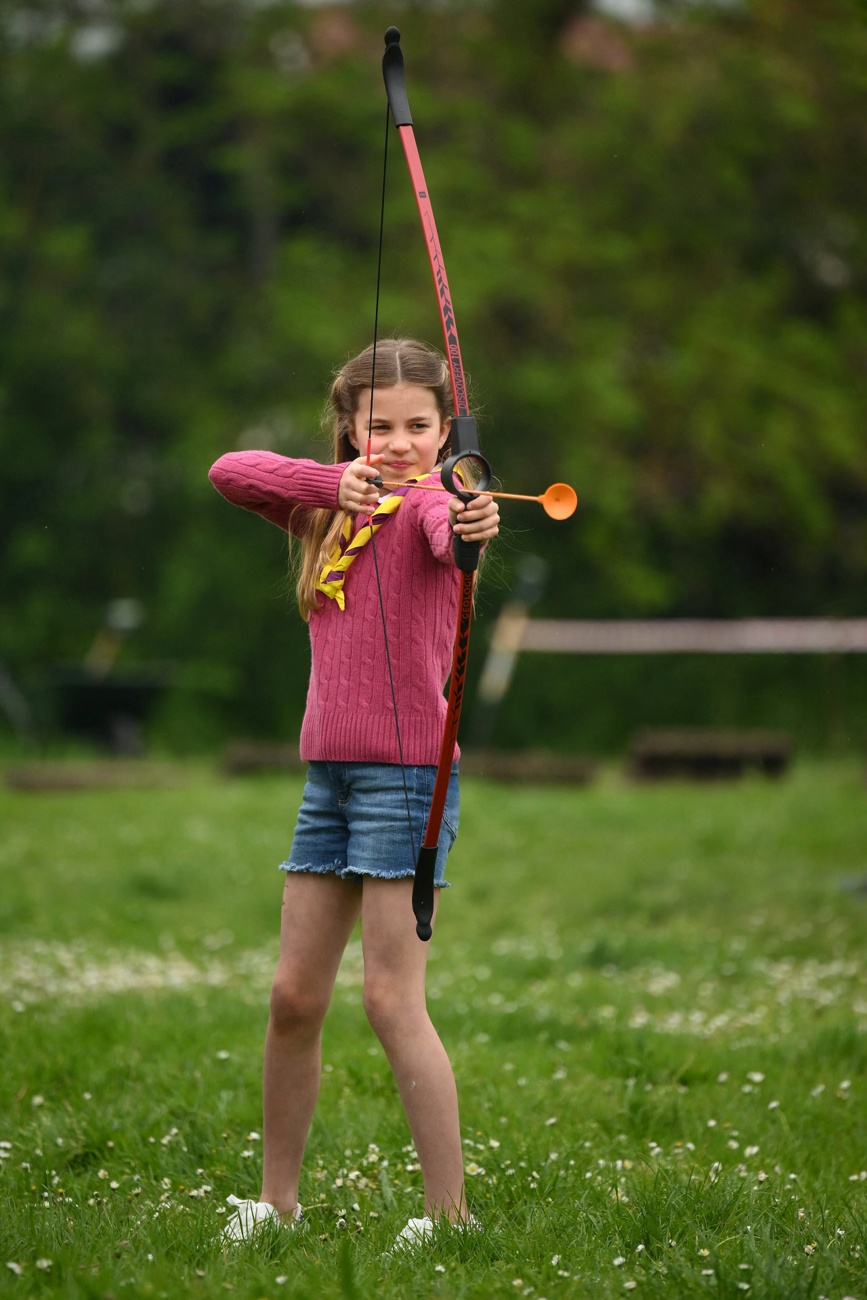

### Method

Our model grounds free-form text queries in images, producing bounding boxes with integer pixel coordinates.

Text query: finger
[460,494,494,516]
[455,516,493,536]
[353,454,384,475]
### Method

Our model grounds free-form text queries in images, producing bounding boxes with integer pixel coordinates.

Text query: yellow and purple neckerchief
[315,480,419,610]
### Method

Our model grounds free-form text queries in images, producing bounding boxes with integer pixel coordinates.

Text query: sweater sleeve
[412,479,493,568]
[412,486,459,565]
[209,451,346,532]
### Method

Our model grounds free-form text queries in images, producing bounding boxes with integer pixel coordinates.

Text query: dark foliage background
[1,0,866,752]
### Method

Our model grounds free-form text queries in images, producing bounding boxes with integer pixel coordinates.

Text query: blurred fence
[519,620,867,654]
[471,618,867,752]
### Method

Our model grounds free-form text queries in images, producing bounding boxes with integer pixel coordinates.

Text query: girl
[208,338,499,1248]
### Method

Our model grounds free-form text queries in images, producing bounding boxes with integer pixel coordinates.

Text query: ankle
[425,1197,468,1226]
[260,1195,301,1220]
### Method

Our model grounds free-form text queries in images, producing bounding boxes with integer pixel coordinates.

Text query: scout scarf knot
[315,479,422,609]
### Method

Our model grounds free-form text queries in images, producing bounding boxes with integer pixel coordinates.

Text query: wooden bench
[629,728,795,780]
[460,749,595,785]
[222,741,304,776]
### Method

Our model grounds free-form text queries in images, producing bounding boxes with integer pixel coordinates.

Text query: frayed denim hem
[278,860,450,888]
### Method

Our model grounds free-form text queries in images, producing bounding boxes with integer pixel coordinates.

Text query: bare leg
[360,879,466,1222]
[260,873,361,1215]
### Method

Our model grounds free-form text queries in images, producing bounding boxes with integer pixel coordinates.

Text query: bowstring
[366,101,418,868]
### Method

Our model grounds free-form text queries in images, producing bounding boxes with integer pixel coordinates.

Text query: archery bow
[378,27,578,940]
[381,25,489,942]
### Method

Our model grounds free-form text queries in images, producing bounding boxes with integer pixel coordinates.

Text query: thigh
[274,871,362,998]
[360,877,438,1000]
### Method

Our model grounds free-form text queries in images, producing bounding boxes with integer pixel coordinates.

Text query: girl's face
[348,384,450,484]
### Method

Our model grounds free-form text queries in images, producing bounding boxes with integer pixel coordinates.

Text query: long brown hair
[291,338,472,618]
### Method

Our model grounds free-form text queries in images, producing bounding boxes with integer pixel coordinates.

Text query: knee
[269,971,330,1036]
[363,977,414,1042]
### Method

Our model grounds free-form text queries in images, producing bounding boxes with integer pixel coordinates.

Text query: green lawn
[1,760,866,1298]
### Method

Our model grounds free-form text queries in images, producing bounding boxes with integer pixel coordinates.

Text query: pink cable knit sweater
[209,451,461,765]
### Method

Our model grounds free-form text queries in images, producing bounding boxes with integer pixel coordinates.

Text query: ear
[438,416,452,450]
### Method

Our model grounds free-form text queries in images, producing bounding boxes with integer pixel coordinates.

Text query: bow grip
[412,846,437,942]
[440,451,492,574]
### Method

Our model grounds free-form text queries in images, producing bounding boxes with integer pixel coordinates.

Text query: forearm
[209,452,346,531]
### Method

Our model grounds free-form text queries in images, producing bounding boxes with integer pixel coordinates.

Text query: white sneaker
[391,1213,481,1253]
[392,1216,435,1250]
[222,1194,303,1243]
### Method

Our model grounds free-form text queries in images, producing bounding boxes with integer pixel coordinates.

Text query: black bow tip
[384,26,401,47]
[416,920,433,943]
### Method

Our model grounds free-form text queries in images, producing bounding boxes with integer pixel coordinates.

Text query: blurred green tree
[0,0,865,746]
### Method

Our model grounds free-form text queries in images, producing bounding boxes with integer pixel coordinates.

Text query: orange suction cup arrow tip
[540,483,578,520]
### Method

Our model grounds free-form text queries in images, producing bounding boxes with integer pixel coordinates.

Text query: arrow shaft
[378,479,541,506]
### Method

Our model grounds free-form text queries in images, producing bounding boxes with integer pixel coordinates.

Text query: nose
[387,426,412,451]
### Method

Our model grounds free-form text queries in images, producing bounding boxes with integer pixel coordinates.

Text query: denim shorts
[280,761,460,886]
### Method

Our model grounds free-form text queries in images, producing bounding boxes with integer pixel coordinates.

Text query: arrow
[374,478,578,520]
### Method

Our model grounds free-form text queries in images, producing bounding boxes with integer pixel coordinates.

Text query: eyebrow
[368,411,436,425]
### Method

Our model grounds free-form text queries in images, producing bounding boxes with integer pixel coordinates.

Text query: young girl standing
[208,338,499,1248]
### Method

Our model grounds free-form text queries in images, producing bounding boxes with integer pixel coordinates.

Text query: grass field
[1,759,866,1298]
